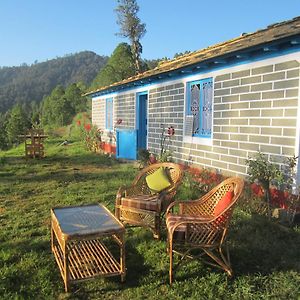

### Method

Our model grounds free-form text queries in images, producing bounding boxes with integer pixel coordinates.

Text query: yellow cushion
[146,167,171,193]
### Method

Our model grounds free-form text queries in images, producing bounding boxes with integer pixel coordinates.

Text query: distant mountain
[0,51,108,113]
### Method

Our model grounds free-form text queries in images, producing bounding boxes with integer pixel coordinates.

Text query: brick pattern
[148,60,299,177]
[212,60,299,175]
[114,93,135,130]
[92,93,136,144]
[92,99,105,129]
[147,83,185,157]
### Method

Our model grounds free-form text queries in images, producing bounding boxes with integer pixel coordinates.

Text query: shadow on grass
[0,154,136,189]
[74,241,150,298]
[152,213,300,285]
[0,237,59,299]
[1,167,133,185]
[1,231,150,298]
[229,213,300,276]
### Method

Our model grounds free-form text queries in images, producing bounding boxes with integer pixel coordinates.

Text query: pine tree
[91,43,135,88]
[115,0,146,74]
[0,112,9,150]
[6,104,30,145]
[65,83,87,113]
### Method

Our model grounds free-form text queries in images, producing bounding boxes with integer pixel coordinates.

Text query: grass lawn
[0,138,300,299]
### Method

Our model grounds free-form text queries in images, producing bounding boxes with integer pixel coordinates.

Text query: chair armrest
[166,198,208,215]
[116,185,127,205]
[166,201,180,215]
[168,214,213,237]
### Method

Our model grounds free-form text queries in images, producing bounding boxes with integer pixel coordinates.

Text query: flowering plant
[246,152,299,219]
[159,124,175,162]
[80,123,103,152]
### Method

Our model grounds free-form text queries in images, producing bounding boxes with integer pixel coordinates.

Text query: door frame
[136,91,148,151]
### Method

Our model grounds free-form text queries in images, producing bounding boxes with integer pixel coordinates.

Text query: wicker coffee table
[51,204,126,292]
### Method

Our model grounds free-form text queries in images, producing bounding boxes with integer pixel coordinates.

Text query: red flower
[251,183,264,197]
[84,124,91,131]
[167,126,175,136]
[77,120,81,126]
[270,188,288,209]
[149,154,157,164]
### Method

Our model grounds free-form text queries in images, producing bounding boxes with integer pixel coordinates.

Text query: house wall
[149,57,299,178]
[92,52,300,182]
[92,97,105,129]
[114,93,136,130]
[92,93,136,144]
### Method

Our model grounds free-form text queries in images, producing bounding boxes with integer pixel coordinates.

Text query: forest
[0,51,108,113]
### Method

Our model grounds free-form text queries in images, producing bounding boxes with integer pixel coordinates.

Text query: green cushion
[145,167,171,193]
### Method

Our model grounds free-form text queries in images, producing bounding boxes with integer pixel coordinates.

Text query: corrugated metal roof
[86,16,300,96]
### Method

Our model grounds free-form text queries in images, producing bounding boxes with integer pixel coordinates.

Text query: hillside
[0,51,108,113]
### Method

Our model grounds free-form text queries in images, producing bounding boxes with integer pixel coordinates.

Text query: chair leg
[115,206,120,219]
[219,245,233,276]
[169,241,173,285]
[152,215,161,239]
[203,247,232,276]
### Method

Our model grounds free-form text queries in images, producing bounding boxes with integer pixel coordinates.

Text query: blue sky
[0,0,299,67]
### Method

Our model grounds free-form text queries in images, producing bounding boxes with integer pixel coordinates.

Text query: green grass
[0,139,300,299]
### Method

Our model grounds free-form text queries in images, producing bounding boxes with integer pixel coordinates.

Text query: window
[186,78,213,138]
[106,98,113,130]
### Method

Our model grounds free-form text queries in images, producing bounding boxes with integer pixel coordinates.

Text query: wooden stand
[19,129,47,158]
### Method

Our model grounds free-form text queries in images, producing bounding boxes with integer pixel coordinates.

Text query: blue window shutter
[186,78,213,138]
[200,78,213,137]
[106,98,113,130]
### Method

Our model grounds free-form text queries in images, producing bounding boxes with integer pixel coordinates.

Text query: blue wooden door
[116,129,137,160]
[137,92,148,150]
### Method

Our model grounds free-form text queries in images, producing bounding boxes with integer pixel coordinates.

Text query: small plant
[246,152,284,218]
[176,166,223,201]
[283,155,299,191]
[138,148,150,168]
[80,124,103,152]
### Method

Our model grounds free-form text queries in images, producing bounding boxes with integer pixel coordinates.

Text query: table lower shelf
[53,239,123,282]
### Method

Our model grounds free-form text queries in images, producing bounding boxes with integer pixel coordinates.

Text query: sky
[0,0,299,67]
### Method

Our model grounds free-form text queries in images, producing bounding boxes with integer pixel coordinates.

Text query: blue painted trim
[105,97,113,130]
[90,42,300,99]
[136,91,148,130]
[137,91,148,96]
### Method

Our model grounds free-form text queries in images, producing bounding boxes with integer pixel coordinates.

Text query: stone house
[86,16,300,184]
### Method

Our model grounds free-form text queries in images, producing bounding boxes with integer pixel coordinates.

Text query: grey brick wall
[147,83,185,157]
[147,59,299,177]
[92,93,136,144]
[115,93,135,129]
[212,59,299,175]
[92,99,105,129]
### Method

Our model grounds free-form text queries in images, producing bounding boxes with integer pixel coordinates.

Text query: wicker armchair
[166,177,244,284]
[115,162,183,239]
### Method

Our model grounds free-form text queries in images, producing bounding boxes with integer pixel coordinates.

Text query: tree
[6,104,30,145]
[0,112,9,150]
[29,101,42,126]
[91,43,135,88]
[115,0,146,74]
[173,51,191,58]
[65,83,87,113]
[42,85,75,127]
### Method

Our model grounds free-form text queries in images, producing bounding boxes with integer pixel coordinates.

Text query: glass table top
[52,204,123,236]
